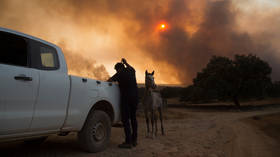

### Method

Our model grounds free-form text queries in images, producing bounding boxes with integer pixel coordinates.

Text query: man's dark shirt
[110,66,138,106]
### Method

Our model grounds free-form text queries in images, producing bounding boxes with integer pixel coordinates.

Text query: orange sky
[0,0,279,85]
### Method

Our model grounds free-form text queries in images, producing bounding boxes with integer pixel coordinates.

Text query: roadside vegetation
[144,54,280,108]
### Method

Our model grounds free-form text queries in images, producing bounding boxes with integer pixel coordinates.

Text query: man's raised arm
[122,58,134,70]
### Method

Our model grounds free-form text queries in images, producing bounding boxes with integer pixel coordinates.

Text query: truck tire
[23,136,48,145]
[78,110,111,153]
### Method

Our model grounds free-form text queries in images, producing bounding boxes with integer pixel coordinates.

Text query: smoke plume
[59,42,109,80]
[0,0,279,84]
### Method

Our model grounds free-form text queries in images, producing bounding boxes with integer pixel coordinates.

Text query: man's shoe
[132,141,137,147]
[118,142,132,149]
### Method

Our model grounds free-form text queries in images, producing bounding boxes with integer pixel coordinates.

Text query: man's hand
[122,58,127,64]
[121,58,133,69]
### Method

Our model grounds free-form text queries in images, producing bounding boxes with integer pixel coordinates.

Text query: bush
[160,87,184,98]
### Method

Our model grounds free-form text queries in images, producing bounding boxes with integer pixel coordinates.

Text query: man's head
[114,62,125,72]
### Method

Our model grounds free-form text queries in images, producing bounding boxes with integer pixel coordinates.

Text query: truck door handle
[82,78,87,83]
[96,81,101,85]
[14,75,33,81]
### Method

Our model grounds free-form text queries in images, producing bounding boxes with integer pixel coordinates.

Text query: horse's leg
[150,110,155,139]
[158,106,165,135]
[144,109,150,137]
[155,109,158,137]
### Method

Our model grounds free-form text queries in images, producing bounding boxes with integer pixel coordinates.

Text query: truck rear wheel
[78,110,111,153]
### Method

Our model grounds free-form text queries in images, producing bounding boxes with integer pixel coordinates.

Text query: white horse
[142,70,165,138]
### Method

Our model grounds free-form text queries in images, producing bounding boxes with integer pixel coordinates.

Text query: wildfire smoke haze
[0,0,279,85]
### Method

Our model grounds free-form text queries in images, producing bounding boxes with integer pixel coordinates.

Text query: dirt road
[1,107,280,157]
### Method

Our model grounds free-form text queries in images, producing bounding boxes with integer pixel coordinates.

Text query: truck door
[28,41,69,131]
[0,31,39,135]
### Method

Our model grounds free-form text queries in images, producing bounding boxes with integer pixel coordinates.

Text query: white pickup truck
[0,27,121,152]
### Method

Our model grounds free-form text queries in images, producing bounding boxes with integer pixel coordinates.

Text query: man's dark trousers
[121,96,138,144]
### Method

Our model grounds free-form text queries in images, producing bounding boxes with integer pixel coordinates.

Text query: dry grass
[136,108,191,120]
[168,97,280,106]
[244,113,280,142]
[241,97,280,106]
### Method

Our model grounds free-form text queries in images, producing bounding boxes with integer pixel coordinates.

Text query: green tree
[267,81,280,97]
[193,54,272,107]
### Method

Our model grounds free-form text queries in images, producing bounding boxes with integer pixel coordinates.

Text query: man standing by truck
[108,58,138,148]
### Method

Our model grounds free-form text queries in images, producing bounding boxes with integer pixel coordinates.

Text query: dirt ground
[1,106,280,157]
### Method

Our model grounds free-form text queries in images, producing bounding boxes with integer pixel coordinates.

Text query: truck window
[0,31,28,67]
[39,45,59,70]
[40,47,55,68]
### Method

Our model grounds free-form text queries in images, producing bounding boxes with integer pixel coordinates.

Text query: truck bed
[62,75,120,131]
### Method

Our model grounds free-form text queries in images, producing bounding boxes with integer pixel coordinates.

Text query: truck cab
[0,27,120,152]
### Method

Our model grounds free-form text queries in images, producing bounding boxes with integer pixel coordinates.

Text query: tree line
[154,54,280,107]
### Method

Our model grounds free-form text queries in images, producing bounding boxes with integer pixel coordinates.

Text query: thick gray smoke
[59,43,110,80]
[1,0,279,84]
[127,0,280,83]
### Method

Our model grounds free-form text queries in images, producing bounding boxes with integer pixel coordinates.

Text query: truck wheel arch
[89,100,114,123]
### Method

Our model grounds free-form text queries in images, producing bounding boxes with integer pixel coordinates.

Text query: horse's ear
[152,71,154,75]
[145,70,148,75]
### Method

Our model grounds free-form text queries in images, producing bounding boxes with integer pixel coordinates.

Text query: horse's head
[145,70,156,89]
